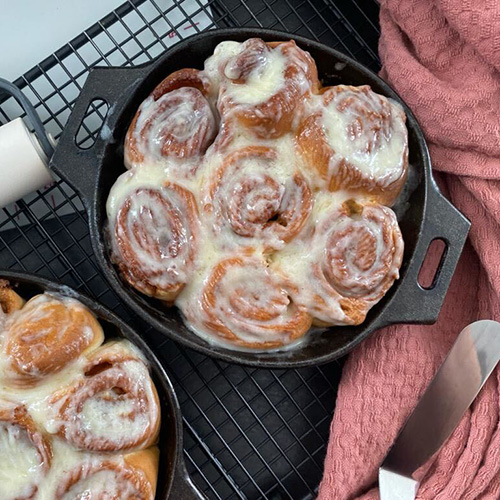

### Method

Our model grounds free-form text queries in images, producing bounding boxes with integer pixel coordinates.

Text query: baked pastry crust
[0,279,25,314]
[280,199,404,326]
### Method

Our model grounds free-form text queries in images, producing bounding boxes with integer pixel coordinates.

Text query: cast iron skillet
[49,28,470,368]
[0,270,205,500]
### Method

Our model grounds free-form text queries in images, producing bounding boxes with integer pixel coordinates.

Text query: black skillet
[49,28,470,368]
[0,270,205,500]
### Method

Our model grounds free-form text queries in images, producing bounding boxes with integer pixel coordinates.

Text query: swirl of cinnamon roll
[125,68,216,171]
[2,295,104,385]
[217,38,319,139]
[180,257,312,349]
[205,146,312,252]
[55,449,158,500]
[283,200,404,326]
[296,85,408,205]
[108,173,199,302]
[48,341,160,453]
[0,400,52,500]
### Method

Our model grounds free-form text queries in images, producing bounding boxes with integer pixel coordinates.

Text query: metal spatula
[379,320,500,500]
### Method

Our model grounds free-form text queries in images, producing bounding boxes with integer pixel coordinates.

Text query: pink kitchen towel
[318,1,500,498]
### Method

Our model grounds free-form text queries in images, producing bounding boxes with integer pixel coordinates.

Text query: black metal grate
[0,1,380,498]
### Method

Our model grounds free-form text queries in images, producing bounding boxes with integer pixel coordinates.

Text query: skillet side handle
[380,180,470,327]
[49,65,146,205]
[169,460,207,500]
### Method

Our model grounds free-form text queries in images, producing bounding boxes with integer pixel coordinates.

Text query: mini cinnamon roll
[296,85,408,205]
[55,449,158,500]
[180,257,312,349]
[107,170,200,302]
[125,68,216,171]
[218,38,319,139]
[49,341,160,452]
[205,146,312,252]
[0,400,51,500]
[3,295,104,385]
[281,199,404,325]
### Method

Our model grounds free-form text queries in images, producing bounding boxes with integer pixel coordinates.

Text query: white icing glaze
[107,163,172,219]
[107,39,408,348]
[1,358,86,430]
[222,47,286,106]
[32,439,101,500]
[114,188,192,284]
[0,420,44,500]
[204,41,243,91]
[212,39,318,139]
[34,440,149,500]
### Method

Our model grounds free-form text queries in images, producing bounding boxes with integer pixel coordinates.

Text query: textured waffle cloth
[318,1,500,498]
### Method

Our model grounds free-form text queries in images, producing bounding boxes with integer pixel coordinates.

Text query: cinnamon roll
[217,38,319,139]
[107,171,200,302]
[278,199,404,325]
[180,257,312,349]
[55,449,158,500]
[0,280,24,314]
[0,400,51,500]
[125,68,216,171]
[3,295,104,385]
[205,146,312,251]
[49,341,160,452]
[296,85,408,205]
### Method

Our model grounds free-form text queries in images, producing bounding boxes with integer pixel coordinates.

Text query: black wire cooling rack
[0,1,380,498]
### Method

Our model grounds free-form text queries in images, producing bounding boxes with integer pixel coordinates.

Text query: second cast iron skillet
[49,28,470,368]
[0,270,205,500]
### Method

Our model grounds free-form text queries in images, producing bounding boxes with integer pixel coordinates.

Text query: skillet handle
[49,65,147,204]
[380,180,470,326]
[169,460,207,500]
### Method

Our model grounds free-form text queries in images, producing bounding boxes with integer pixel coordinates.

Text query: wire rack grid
[0,0,380,498]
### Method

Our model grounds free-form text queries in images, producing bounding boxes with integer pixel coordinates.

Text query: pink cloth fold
[318,1,500,498]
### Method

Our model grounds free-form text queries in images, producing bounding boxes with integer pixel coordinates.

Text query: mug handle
[380,179,470,327]
[49,65,147,204]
